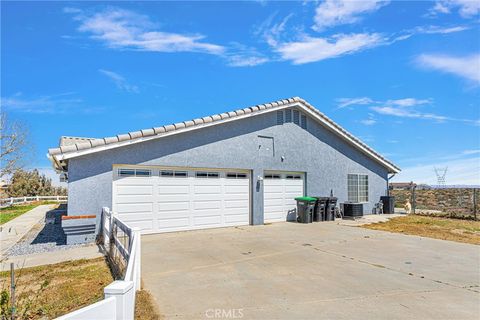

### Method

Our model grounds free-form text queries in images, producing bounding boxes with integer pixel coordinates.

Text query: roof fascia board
[55,102,301,161]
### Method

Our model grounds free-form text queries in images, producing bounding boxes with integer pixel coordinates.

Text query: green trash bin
[295,196,317,223]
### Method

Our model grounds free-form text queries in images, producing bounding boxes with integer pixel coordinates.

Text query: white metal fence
[0,195,68,208]
[57,207,141,320]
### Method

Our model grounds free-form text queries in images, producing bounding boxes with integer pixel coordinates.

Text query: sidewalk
[0,244,104,271]
[0,204,54,257]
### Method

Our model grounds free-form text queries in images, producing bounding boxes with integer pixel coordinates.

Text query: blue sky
[2,1,479,185]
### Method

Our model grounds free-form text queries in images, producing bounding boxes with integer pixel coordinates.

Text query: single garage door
[263,171,304,223]
[113,166,250,234]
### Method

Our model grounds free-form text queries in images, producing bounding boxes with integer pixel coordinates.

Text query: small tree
[6,169,66,197]
[0,112,30,178]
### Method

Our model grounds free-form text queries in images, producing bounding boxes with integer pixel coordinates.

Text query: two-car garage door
[113,167,250,234]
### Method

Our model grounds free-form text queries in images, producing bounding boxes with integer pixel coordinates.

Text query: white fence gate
[57,207,141,320]
[0,196,68,208]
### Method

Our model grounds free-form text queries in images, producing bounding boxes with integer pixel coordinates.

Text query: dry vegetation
[363,215,480,245]
[0,257,162,319]
[136,289,163,320]
[0,258,112,319]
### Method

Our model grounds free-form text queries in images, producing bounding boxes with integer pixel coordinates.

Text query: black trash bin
[325,197,338,221]
[295,197,316,223]
[380,196,395,214]
[313,197,329,222]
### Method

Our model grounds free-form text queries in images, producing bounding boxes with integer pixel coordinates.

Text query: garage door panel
[157,194,190,202]
[193,200,222,210]
[117,213,155,221]
[116,203,153,214]
[157,202,190,212]
[116,185,153,195]
[225,185,248,194]
[124,220,154,231]
[193,215,222,226]
[224,214,249,223]
[158,185,189,194]
[224,199,249,208]
[115,195,155,204]
[157,218,190,229]
[194,185,222,194]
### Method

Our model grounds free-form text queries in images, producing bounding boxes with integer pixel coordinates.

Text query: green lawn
[0,202,56,225]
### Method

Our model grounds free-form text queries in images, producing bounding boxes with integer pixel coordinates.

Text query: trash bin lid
[295,196,317,202]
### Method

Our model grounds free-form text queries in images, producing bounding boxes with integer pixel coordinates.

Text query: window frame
[347,174,368,203]
[118,168,151,177]
[195,171,220,178]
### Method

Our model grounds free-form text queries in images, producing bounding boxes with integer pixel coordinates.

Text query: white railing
[57,207,141,320]
[0,195,68,208]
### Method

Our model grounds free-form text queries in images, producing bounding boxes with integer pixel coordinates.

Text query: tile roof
[48,97,400,172]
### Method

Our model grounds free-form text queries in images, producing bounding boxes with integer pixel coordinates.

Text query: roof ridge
[48,96,400,172]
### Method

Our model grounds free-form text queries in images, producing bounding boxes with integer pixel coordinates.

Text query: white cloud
[275,33,384,64]
[462,149,480,155]
[360,113,377,126]
[67,7,225,55]
[386,98,432,107]
[98,69,139,93]
[414,25,470,34]
[428,0,480,18]
[336,97,375,109]
[336,96,479,125]
[0,93,101,114]
[394,156,480,185]
[313,0,389,31]
[416,54,480,84]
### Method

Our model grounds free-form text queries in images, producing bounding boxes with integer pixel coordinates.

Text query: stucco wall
[67,108,389,223]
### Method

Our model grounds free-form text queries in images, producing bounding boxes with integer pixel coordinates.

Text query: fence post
[411,182,416,215]
[104,281,135,320]
[474,188,477,221]
[132,228,142,291]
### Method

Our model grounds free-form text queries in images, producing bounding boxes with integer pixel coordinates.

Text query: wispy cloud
[66,6,267,67]
[68,7,225,55]
[275,33,384,64]
[413,25,470,34]
[336,97,375,109]
[313,0,390,31]
[427,0,480,18]
[462,149,480,155]
[336,96,479,125]
[98,69,139,93]
[0,92,103,114]
[359,113,377,126]
[415,53,480,84]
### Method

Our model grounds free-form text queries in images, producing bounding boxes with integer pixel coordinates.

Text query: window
[118,168,151,177]
[264,174,281,179]
[293,110,300,125]
[285,109,292,122]
[161,170,188,178]
[347,174,368,202]
[226,172,248,179]
[276,110,284,125]
[286,174,302,180]
[300,115,307,129]
[196,171,219,178]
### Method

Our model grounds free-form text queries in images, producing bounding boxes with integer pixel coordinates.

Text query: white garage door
[263,171,304,223]
[113,167,250,234]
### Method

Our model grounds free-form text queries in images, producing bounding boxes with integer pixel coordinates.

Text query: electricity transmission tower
[434,167,448,188]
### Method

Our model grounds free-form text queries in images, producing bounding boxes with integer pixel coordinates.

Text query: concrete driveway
[142,222,480,320]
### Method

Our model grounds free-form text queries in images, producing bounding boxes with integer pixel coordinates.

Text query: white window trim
[347,174,369,203]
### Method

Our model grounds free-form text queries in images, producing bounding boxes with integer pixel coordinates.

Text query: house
[48,97,400,239]
[389,182,418,190]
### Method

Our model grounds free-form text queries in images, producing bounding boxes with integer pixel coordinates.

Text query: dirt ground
[362,215,480,245]
[0,257,160,319]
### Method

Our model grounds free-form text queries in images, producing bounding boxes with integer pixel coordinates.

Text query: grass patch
[0,257,113,319]
[362,215,480,245]
[0,202,57,225]
[135,289,163,320]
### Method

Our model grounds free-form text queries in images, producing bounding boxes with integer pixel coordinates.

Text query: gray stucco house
[48,97,399,236]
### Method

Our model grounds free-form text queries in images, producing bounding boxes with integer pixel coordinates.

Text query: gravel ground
[6,208,89,256]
